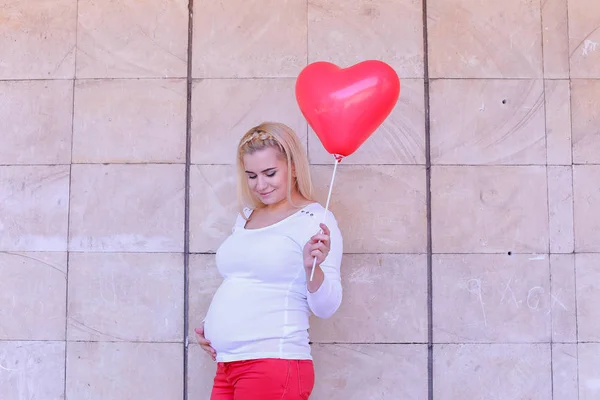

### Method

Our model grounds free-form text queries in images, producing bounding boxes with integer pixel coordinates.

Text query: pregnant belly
[203,279,309,356]
[203,280,275,354]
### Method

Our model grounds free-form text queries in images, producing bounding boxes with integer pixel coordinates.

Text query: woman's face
[243,146,291,206]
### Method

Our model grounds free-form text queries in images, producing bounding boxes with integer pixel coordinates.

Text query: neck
[264,189,305,213]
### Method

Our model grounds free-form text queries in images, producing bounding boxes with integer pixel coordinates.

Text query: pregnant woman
[195,122,344,400]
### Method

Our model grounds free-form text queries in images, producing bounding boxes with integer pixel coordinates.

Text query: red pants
[210,358,315,400]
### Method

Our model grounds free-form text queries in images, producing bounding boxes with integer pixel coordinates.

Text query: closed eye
[245,168,277,179]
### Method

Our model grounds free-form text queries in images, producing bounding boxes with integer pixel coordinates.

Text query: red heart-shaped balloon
[295,60,400,159]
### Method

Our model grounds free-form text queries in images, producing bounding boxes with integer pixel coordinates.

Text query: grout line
[550,255,556,399]
[189,76,300,80]
[573,232,580,400]
[6,162,600,168]
[63,0,80,396]
[2,77,600,83]
[565,0,578,391]
[0,77,187,82]
[306,0,309,66]
[0,163,186,167]
[185,163,584,167]
[0,78,82,82]
[546,105,556,400]
[565,0,572,81]
[7,339,206,344]
[6,339,594,345]
[26,250,596,256]
[187,251,600,256]
[568,98,577,247]
[421,0,433,397]
[311,341,588,345]
[539,1,555,394]
[305,0,310,160]
[190,76,428,80]
[183,1,195,400]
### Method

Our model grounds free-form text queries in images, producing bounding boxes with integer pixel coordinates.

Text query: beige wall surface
[1,0,599,399]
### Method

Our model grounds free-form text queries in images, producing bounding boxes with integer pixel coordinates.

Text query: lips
[259,190,274,197]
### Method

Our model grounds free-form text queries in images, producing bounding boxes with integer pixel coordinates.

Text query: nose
[255,176,268,191]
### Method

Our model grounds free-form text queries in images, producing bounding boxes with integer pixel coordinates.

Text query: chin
[260,197,280,205]
[256,192,285,206]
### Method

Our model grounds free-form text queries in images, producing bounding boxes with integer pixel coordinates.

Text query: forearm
[303,210,344,319]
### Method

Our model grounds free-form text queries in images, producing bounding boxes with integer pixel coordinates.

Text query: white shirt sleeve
[306,209,344,319]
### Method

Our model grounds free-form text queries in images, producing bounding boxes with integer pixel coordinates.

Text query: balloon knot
[333,154,344,163]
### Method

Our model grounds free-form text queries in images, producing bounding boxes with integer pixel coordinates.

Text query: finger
[312,233,330,244]
[195,333,210,345]
[311,237,330,251]
[201,346,217,360]
[319,223,330,236]
[312,241,330,253]
[318,239,330,249]
[310,249,325,259]
[194,328,207,338]
[311,243,329,255]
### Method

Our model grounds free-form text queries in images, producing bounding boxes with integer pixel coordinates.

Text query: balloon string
[310,155,341,281]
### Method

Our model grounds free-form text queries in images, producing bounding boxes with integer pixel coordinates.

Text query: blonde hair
[236,122,314,217]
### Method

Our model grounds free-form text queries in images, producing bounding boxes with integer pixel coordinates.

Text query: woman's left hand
[303,223,331,271]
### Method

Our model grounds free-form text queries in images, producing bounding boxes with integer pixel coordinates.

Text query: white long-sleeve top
[202,202,344,363]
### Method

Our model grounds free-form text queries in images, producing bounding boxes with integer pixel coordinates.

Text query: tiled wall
[1,0,599,399]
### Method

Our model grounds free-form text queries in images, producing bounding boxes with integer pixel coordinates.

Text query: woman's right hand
[195,324,216,361]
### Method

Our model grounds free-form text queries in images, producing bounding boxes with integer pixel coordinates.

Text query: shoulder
[300,202,338,224]
[295,202,342,236]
